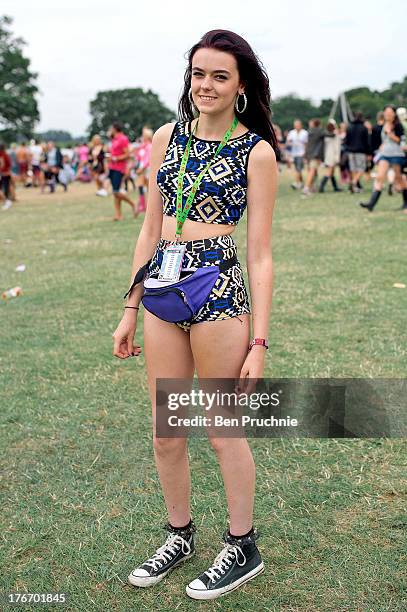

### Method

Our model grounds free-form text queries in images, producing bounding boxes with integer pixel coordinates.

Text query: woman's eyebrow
[192,67,231,75]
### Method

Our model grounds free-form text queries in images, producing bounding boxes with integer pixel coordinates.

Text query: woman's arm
[124,123,175,308]
[385,123,402,143]
[245,140,278,363]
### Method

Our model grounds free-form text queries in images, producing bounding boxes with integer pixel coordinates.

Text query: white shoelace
[204,543,247,583]
[143,533,191,571]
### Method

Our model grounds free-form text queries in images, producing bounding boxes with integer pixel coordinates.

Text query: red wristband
[249,338,269,350]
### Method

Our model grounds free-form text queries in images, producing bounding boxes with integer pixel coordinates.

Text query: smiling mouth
[199,95,217,101]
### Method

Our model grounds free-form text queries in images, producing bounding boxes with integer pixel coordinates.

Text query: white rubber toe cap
[130,568,150,578]
[188,578,207,590]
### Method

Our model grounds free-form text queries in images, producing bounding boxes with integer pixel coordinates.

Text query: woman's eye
[192,73,226,80]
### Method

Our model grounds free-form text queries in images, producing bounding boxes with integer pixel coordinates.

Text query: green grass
[0,176,406,611]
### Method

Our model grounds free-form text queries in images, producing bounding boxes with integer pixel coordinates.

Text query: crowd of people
[275,104,407,211]
[0,123,153,220]
[1,105,406,215]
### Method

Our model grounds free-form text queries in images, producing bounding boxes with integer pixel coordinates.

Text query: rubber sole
[128,550,195,588]
[186,561,264,600]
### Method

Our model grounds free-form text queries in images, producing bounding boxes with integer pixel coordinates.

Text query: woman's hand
[112,310,142,359]
[235,347,267,395]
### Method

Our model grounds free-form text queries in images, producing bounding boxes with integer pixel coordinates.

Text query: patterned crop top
[156,120,263,225]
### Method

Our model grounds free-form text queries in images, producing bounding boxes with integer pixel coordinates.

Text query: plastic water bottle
[2,286,22,300]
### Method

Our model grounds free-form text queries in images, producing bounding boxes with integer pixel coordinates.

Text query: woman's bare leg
[190,315,255,536]
[144,311,195,527]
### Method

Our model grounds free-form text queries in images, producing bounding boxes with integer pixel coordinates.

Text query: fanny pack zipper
[144,286,190,306]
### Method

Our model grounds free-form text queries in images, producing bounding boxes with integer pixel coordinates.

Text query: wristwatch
[249,338,269,350]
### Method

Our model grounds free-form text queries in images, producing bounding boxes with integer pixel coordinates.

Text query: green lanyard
[175,116,239,239]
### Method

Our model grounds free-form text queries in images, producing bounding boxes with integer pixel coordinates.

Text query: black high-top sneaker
[186,527,264,600]
[128,520,196,587]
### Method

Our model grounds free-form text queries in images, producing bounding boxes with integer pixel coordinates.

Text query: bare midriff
[160,215,235,242]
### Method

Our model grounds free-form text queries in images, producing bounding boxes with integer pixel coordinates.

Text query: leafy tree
[317,97,335,118]
[35,129,73,142]
[272,94,318,132]
[381,76,407,107]
[0,15,39,142]
[344,87,386,121]
[88,88,176,141]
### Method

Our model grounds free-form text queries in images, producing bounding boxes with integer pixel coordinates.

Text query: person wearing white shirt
[286,119,308,189]
[29,139,44,187]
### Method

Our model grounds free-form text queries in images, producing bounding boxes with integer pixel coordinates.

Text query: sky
[3,0,406,136]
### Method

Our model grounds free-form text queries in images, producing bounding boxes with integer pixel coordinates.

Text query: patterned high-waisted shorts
[146,234,251,332]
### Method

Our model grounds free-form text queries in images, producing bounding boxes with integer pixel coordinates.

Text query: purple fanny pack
[123,255,238,323]
[142,266,220,322]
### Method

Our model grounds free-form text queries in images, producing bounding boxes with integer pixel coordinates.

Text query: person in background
[363,119,374,186]
[283,129,292,169]
[76,142,90,180]
[29,139,43,187]
[319,119,342,193]
[371,112,395,195]
[303,118,324,196]
[338,122,350,184]
[42,141,63,193]
[286,119,308,190]
[396,107,407,136]
[360,104,407,212]
[124,144,137,194]
[0,143,13,210]
[135,127,153,213]
[272,123,284,171]
[345,112,369,193]
[71,145,80,175]
[107,122,138,221]
[58,155,76,192]
[16,142,31,186]
[38,142,48,192]
[89,135,108,197]
[371,112,385,158]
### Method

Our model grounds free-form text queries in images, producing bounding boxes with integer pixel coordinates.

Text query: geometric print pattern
[146,234,251,332]
[156,121,263,226]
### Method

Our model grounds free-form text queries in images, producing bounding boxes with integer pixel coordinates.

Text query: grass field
[1,174,406,611]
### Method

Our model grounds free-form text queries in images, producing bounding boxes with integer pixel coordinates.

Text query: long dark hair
[383,104,401,128]
[178,29,280,157]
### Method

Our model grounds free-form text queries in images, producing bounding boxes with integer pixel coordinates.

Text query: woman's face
[190,47,244,116]
[384,107,395,122]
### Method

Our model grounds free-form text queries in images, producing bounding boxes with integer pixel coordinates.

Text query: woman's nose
[200,76,213,90]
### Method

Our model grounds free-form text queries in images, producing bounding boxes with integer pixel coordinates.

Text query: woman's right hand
[112,310,142,359]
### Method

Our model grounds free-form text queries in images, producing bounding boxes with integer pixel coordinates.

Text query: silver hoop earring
[235,92,247,113]
[189,88,195,106]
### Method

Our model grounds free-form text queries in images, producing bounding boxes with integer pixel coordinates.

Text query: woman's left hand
[235,347,267,396]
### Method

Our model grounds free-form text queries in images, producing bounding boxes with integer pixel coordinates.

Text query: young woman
[89,134,107,196]
[319,119,342,193]
[113,29,278,600]
[135,127,153,213]
[360,105,407,212]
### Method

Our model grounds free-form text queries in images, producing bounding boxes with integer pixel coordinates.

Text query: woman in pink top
[135,127,153,213]
[75,142,90,180]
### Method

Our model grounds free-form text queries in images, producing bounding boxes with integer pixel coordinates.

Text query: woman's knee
[153,435,187,458]
[208,436,247,456]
